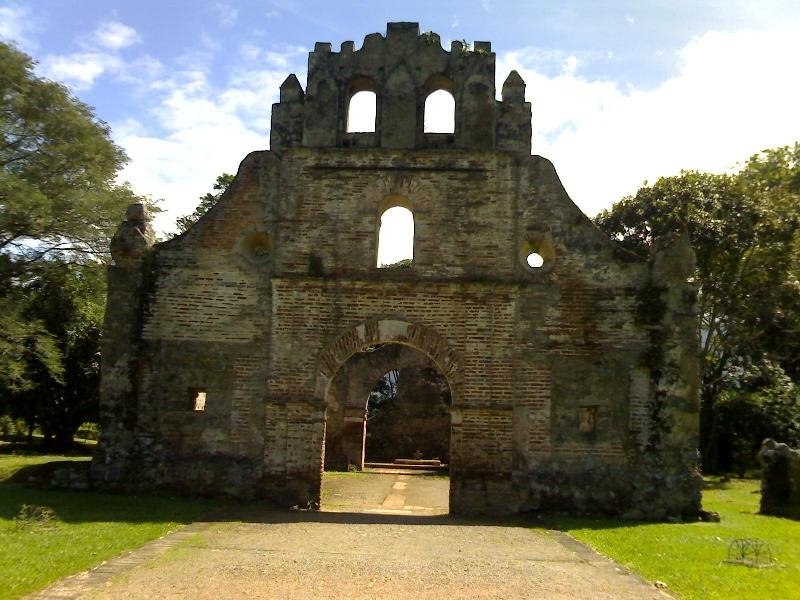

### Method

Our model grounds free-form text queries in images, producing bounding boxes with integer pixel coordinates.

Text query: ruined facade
[92,23,702,518]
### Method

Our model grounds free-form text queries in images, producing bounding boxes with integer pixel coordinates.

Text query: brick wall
[95,145,700,517]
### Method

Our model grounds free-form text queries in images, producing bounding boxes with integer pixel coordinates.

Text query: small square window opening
[193,391,207,411]
[579,406,598,433]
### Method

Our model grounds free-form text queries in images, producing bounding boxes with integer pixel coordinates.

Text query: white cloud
[38,20,143,90]
[0,5,34,46]
[114,46,308,233]
[92,21,141,50]
[498,28,800,216]
[39,52,122,90]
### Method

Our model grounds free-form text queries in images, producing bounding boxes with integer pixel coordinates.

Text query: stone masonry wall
[94,23,701,518]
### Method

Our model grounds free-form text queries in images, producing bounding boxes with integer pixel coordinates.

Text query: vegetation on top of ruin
[379,258,412,269]
[175,172,234,233]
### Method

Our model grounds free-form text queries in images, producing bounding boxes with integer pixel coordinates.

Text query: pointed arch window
[377,202,414,268]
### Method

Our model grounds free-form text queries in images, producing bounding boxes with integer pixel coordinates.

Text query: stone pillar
[759,439,800,517]
[646,232,703,517]
[496,70,532,153]
[382,64,416,149]
[341,412,366,468]
[270,74,305,153]
[303,45,338,148]
[91,204,156,487]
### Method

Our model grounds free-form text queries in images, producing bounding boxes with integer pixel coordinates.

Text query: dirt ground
[33,472,670,599]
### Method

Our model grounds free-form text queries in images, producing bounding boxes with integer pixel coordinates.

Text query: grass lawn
[553,479,800,599]
[0,453,219,600]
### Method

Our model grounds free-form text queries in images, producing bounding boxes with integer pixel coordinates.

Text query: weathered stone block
[759,439,800,518]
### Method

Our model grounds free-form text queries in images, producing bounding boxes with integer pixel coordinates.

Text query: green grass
[553,479,800,599]
[0,454,219,600]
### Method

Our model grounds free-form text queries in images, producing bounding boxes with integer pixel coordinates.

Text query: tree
[1,41,147,444]
[2,264,105,448]
[595,143,800,472]
[711,363,800,476]
[175,173,234,233]
[367,369,399,421]
[1,42,143,274]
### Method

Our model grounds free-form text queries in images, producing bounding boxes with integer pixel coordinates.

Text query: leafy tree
[176,173,234,233]
[710,362,800,476]
[1,41,143,273]
[367,369,399,420]
[3,264,105,448]
[1,41,147,444]
[595,143,800,472]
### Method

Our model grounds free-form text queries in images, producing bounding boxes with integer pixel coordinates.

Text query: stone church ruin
[92,22,702,518]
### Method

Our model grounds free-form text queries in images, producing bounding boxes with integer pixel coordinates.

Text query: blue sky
[2,1,800,233]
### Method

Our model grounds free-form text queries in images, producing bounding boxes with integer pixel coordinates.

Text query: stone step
[364,461,449,472]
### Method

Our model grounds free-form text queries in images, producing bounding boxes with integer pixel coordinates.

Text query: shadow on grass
[3,460,89,484]
[0,459,713,531]
[0,484,552,528]
[0,439,95,457]
[0,484,223,526]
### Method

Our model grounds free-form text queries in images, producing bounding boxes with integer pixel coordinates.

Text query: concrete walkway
[31,473,669,599]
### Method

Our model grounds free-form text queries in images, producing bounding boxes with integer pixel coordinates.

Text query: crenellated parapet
[270,22,531,153]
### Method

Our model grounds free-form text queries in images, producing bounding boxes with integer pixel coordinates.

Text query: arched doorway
[316,319,461,512]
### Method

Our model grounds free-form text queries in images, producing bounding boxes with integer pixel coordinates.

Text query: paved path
[32,473,669,599]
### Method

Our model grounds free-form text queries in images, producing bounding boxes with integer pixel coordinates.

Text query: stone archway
[316,318,461,400]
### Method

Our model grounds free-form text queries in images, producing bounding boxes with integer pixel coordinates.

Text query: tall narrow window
[347,90,377,133]
[424,90,455,133]
[377,206,414,268]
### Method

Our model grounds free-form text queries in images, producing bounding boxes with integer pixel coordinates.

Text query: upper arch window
[422,75,455,134]
[346,77,378,133]
[347,91,376,132]
[377,199,414,268]
[424,90,455,133]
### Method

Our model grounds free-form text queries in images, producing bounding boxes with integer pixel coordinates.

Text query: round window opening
[526,252,544,268]
[518,234,555,274]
